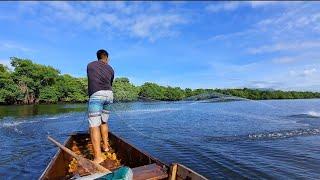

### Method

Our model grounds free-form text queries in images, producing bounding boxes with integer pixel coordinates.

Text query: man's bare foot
[102,143,110,152]
[93,156,104,164]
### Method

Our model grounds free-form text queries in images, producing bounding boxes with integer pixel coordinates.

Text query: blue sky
[0,1,320,91]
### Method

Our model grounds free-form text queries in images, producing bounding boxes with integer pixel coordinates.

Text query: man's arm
[111,73,114,86]
[87,63,90,77]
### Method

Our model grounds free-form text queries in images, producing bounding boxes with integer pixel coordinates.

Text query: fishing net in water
[107,90,320,143]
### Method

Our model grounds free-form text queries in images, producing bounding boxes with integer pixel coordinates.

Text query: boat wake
[46,117,59,120]
[289,111,320,118]
[204,127,320,142]
[0,120,38,128]
[0,114,68,128]
[306,111,320,118]
[0,120,39,134]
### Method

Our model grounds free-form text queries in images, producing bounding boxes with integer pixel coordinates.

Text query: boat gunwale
[39,135,73,179]
[174,163,208,180]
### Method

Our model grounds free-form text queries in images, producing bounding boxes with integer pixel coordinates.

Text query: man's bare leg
[90,126,104,164]
[100,122,109,151]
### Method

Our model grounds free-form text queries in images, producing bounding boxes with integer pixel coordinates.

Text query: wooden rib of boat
[40,131,208,180]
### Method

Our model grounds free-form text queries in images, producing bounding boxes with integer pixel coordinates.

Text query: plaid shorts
[88,90,113,127]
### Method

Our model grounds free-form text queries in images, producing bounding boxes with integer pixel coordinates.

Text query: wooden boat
[40,131,208,180]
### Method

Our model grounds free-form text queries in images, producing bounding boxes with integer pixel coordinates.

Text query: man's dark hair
[96,49,109,59]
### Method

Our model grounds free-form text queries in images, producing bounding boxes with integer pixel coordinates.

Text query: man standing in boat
[87,49,114,164]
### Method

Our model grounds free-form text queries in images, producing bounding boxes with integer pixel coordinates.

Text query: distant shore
[1,57,320,105]
[1,96,320,106]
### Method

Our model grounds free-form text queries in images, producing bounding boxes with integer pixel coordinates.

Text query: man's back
[87,60,114,97]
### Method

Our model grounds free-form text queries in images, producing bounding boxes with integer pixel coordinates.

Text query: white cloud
[208,30,251,41]
[303,68,317,76]
[247,41,320,54]
[272,57,298,64]
[205,2,241,13]
[284,66,320,91]
[243,66,319,91]
[245,80,283,89]
[290,68,317,77]
[206,2,320,71]
[131,14,187,41]
[0,59,13,70]
[271,52,320,64]
[0,41,32,52]
[255,4,320,36]
[14,2,188,41]
[249,1,278,7]
[159,2,320,91]
[208,2,320,45]
[205,1,289,13]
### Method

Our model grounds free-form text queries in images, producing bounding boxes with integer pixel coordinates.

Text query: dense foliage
[1,57,87,104]
[113,77,139,102]
[1,57,320,105]
[214,88,320,100]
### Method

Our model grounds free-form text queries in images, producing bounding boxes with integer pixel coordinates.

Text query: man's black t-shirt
[87,60,114,97]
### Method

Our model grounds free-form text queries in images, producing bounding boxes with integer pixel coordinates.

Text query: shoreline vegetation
[1,57,320,105]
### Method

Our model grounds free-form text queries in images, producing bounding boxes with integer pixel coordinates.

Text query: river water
[0,99,320,179]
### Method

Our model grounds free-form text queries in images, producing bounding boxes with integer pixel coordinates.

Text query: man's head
[96,49,109,63]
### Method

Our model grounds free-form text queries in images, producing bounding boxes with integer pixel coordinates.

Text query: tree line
[1,57,320,105]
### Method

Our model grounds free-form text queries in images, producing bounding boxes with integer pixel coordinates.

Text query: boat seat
[132,163,168,180]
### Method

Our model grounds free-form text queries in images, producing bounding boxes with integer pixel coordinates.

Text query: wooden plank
[132,163,168,180]
[169,163,178,180]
